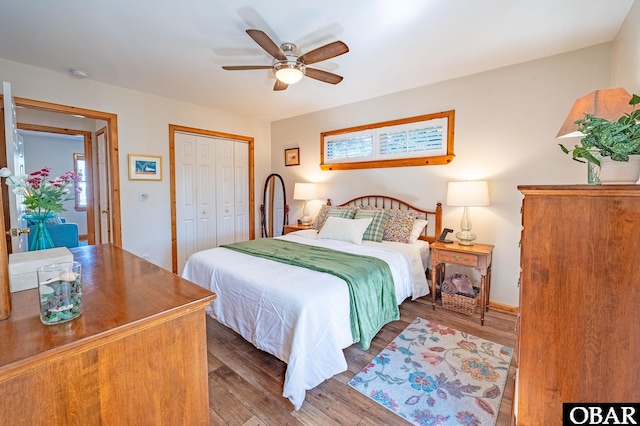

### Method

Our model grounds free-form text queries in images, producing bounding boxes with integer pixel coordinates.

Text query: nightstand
[283,224,313,234]
[430,241,494,325]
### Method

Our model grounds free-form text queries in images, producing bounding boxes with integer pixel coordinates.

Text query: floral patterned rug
[348,317,513,426]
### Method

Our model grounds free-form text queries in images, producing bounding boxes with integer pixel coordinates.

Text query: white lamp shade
[447,181,490,207]
[293,183,318,200]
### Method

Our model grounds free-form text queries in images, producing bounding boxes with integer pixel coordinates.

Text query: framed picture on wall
[128,154,162,180]
[285,148,300,166]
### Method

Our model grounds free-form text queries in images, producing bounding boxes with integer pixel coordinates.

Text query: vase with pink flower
[0,167,80,251]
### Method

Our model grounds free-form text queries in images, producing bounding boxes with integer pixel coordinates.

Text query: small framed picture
[128,154,162,180]
[285,148,300,166]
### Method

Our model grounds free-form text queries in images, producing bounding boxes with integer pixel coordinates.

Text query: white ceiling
[0,0,634,122]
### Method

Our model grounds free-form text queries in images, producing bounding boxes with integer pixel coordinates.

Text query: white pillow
[408,219,428,244]
[318,216,373,245]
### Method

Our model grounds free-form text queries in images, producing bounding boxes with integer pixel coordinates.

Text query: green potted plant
[559,93,640,183]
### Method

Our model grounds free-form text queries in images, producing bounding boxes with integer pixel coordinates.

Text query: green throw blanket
[221,238,399,350]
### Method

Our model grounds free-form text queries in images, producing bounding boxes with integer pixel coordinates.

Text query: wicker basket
[441,288,479,316]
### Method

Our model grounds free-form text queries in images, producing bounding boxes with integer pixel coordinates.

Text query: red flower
[457,340,479,352]
[426,322,456,336]
[421,353,443,366]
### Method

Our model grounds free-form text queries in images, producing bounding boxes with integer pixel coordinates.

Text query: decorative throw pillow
[328,207,356,219]
[317,216,373,245]
[312,205,331,230]
[408,219,428,244]
[312,205,356,230]
[382,209,420,243]
[354,208,390,242]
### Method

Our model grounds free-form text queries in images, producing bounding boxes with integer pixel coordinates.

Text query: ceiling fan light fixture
[222,29,348,91]
[274,62,305,85]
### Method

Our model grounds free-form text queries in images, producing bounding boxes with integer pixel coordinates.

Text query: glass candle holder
[37,261,83,325]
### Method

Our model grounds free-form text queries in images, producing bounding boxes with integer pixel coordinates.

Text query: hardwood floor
[206,296,517,425]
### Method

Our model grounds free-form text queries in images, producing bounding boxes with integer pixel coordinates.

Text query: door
[95,127,111,244]
[2,82,27,252]
[170,124,254,274]
[174,133,218,273]
[195,136,217,251]
[173,132,251,274]
[174,132,197,272]
[234,141,249,241]
[215,139,235,246]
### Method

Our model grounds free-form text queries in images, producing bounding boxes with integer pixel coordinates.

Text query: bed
[182,195,442,409]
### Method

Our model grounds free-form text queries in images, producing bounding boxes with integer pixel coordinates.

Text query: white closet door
[215,139,235,246]
[195,136,217,250]
[174,132,198,273]
[175,134,219,273]
[234,141,249,242]
[174,131,249,273]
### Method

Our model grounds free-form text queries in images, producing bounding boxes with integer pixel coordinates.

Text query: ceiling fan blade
[298,41,349,65]
[305,68,344,85]
[222,65,273,70]
[274,80,288,91]
[246,29,287,61]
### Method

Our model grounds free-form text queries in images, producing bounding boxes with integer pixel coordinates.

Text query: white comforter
[181,229,430,409]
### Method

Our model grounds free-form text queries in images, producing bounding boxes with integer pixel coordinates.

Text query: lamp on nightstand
[447,180,490,246]
[293,182,318,226]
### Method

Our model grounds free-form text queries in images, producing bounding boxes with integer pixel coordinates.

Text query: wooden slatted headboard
[329,195,442,243]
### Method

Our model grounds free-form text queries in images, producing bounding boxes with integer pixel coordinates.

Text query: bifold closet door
[175,132,249,274]
[214,139,250,246]
[233,141,249,242]
[215,139,234,246]
[195,136,218,250]
[174,133,216,273]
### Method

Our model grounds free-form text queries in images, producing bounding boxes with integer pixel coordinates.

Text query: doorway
[18,124,93,246]
[0,95,122,252]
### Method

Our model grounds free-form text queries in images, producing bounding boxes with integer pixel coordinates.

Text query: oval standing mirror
[261,174,288,237]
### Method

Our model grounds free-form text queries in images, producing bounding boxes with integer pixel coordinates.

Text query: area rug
[348,317,513,426]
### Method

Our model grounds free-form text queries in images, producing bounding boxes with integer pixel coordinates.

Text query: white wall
[272,44,613,308]
[612,0,640,92]
[1,58,271,269]
[21,132,87,234]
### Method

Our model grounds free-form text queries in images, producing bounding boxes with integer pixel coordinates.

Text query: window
[74,153,87,211]
[325,131,374,162]
[321,110,455,170]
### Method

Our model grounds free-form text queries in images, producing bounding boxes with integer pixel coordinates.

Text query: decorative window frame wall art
[128,154,162,180]
[285,147,300,166]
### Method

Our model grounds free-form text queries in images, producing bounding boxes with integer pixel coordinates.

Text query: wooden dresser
[514,186,640,425]
[0,244,215,425]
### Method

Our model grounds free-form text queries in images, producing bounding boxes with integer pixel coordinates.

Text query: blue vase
[25,213,56,251]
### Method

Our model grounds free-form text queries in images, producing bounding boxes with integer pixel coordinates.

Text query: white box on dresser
[8,247,73,292]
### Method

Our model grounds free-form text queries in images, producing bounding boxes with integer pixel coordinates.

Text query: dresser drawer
[436,250,479,267]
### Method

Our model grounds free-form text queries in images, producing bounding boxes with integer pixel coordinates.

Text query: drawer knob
[453,255,463,262]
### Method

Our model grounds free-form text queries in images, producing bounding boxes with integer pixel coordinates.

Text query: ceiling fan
[222,29,349,91]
